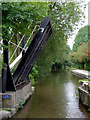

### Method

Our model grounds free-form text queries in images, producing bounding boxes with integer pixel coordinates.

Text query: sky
[67,0,89,49]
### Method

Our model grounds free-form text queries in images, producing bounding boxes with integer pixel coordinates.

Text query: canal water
[13,70,89,118]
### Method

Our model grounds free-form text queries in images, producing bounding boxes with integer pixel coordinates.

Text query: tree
[69,25,89,69]
[2,2,48,62]
[69,42,88,69]
[37,1,84,74]
[2,2,49,81]
[76,42,88,62]
[73,25,88,52]
[2,1,85,75]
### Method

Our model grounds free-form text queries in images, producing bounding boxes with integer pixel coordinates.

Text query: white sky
[67,0,89,49]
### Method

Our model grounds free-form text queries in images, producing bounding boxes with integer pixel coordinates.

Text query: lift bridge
[2,17,53,93]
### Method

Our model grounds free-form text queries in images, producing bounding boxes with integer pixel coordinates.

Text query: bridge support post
[2,37,16,93]
[2,38,8,93]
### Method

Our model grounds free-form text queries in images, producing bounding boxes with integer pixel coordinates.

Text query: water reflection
[13,71,89,118]
[64,81,85,118]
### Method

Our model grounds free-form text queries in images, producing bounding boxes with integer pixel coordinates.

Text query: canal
[13,70,89,118]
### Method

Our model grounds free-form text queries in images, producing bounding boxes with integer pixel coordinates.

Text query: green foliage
[29,64,38,86]
[1,2,49,84]
[16,98,25,111]
[71,68,76,70]
[29,74,35,86]
[65,66,72,71]
[2,2,48,63]
[2,1,84,76]
[2,2,48,35]
[68,25,89,69]
[79,79,90,82]
[64,45,71,61]
[73,25,88,52]
[37,1,83,74]
[76,42,88,62]
[69,42,88,65]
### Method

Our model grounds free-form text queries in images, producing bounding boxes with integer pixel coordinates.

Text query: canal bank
[71,69,90,79]
[78,80,90,109]
[12,71,89,119]
[71,69,90,109]
[0,86,34,119]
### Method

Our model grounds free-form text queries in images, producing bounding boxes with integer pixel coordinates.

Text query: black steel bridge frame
[2,17,53,93]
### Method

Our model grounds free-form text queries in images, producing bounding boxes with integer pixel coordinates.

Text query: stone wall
[78,81,90,108]
[0,83,32,108]
[0,84,34,119]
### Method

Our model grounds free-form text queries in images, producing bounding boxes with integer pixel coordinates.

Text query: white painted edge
[10,52,22,69]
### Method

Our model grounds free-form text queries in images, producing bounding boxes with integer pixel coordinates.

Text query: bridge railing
[9,25,40,71]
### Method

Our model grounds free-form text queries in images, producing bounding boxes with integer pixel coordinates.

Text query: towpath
[71,69,90,79]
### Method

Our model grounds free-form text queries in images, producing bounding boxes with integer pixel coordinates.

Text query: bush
[29,64,38,86]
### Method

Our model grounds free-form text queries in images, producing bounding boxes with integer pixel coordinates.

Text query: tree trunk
[82,62,84,69]
[78,62,80,69]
